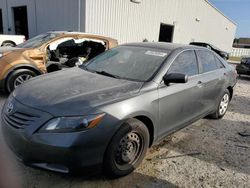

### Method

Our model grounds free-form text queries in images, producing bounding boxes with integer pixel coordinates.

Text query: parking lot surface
[0,77,250,188]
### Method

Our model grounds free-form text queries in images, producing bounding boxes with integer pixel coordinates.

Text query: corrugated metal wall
[85,0,236,52]
[35,0,85,35]
[0,0,86,38]
[0,0,236,51]
[0,0,8,34]
[0,0,37,37]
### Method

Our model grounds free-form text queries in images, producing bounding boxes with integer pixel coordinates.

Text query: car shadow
[229,95,250,116]
[17,164,177,188]
[0,139,177,188]
[0,92,8,97]
[152,117,250,176]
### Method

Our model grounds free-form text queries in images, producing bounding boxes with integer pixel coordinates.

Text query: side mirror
[163,73,188,85]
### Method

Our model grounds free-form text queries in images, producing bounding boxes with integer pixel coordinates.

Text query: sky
[209,0,250,38]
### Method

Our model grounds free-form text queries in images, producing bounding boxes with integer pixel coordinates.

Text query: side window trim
[194,50,202,74]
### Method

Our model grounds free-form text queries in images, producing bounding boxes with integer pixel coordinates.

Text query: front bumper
[1,98,119,173]
[2,121,110,172]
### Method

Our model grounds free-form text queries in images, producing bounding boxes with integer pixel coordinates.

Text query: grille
[3,111,40,129]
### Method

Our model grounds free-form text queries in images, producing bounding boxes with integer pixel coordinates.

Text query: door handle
[197,81,203,88]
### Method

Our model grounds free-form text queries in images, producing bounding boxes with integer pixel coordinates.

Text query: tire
[6,69,37,93]
[209,89,230,119]
[103,118,149,178]
[1,42,16,47]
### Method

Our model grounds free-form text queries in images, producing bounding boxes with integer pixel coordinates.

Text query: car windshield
[85,46,169,82]
[17,33,59,48]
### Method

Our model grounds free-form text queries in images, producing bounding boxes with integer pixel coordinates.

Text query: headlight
[39,113,105,133]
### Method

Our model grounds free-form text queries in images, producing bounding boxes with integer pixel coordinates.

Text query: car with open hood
[0,31,117,93]
[1,42,237,178]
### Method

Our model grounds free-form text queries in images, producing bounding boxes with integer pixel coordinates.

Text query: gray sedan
[1,42,237,178]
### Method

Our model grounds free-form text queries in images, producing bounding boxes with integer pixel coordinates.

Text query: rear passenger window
[214,55,225,69]
[197,50,219,73]
[168,50,198,76]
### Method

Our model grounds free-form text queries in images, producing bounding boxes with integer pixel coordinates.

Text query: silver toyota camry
[1,42,237,178]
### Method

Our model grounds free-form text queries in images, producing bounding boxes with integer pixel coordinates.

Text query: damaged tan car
[0,31,118,92]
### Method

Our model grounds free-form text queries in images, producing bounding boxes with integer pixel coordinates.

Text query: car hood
[13,67,144,116]
[0,46,22,53]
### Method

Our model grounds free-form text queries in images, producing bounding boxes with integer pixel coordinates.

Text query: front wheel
[103,119,149,178]
[6,69,37,93]
[210,90,230,119]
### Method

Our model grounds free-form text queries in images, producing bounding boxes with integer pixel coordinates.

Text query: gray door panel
[195,50,227,113]
[158,76,203,137]
[199,69,227,113]
[157,50,202,138]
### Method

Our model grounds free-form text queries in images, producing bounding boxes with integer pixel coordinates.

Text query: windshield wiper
[95,71,121,79]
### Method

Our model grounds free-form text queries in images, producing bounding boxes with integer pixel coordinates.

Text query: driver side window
[168,50,199,76]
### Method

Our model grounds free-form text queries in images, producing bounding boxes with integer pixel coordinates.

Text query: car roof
[122,42,206,51]
[190,42,209,45]
[47,31,117,42]
[190,42,223,51]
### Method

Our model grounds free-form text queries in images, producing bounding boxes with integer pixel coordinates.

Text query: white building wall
[0,0,236,52]
[85,0,236,52]
[0,0,86,38]
[0,0,8,34]
[35,0,85,35]
[1,0,37,37]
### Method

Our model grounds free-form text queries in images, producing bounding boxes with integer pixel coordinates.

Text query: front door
[13,6,29,38]
[158,50,203,138]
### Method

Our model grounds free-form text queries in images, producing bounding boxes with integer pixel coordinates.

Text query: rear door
[158,50,204,137]
[195,50,227,114]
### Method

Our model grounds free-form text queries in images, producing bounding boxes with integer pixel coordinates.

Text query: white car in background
[0,34,25,47]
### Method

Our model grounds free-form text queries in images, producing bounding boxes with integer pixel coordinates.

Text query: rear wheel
[6,69,37,93]
[1,41,16,47]
[104,119,149,178]
[210,90,230,119]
